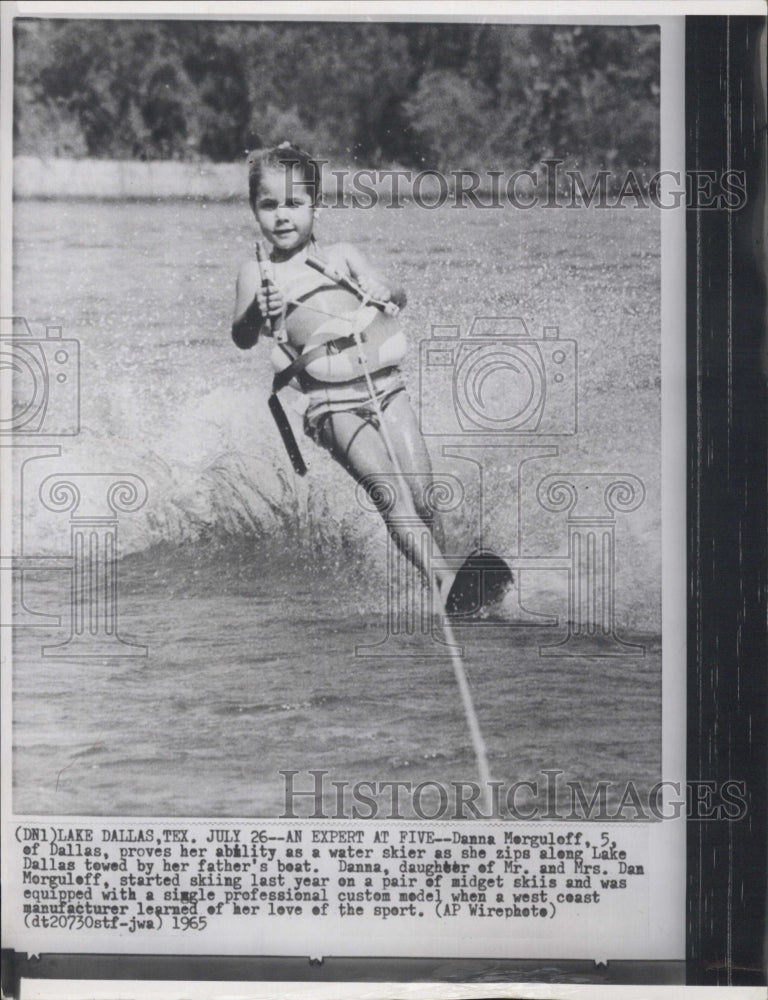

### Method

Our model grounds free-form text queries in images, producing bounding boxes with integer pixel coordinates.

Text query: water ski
[445,549,514,616]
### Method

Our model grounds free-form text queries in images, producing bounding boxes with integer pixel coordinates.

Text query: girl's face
[253,166,316,257]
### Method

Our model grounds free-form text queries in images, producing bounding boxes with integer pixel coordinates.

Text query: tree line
[14,19,659,175]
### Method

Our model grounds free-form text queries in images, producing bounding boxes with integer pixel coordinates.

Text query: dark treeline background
[14,19,659,174]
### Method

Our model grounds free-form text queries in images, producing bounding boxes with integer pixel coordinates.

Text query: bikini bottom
[303,368,407,445]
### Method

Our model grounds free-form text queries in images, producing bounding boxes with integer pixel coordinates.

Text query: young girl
[231,142,455,605]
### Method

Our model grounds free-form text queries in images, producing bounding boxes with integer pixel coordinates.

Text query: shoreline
[12,157,666,206]
[13,156,245,200]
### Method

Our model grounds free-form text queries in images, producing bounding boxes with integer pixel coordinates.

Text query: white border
[18,984,768,1000]
[11,1,768,16]
[0,0,740,994]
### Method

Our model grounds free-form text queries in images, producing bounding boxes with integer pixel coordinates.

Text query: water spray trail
[441,616,493,813]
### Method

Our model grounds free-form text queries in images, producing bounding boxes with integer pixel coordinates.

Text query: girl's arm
[231,260,284,349]
[335,244,407,310]
[232,261,266,349]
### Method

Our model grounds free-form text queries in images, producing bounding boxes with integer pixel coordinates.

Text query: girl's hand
[256,282,284,320]
[355,272,391,304]
[334,242,406,309]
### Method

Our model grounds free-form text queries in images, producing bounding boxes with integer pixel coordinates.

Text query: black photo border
[685,13,767,988]
[1,10,766,996]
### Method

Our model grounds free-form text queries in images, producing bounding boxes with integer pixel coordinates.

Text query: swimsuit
[269,255,409,445]
[303,367,407,443]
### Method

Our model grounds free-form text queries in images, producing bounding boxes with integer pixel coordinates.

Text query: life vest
[268,261,407,388]
[266,256,407,475]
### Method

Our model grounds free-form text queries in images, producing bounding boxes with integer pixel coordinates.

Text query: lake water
[11,198,662,817]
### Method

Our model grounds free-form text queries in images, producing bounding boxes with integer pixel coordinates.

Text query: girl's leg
[375,391,456,600]
[375,391,447,550]
[318,399,455,601]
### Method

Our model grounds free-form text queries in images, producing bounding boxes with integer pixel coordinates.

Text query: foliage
[14,19,659,173]
[403,70,494,171]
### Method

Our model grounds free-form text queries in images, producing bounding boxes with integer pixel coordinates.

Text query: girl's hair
[247,142,322,209]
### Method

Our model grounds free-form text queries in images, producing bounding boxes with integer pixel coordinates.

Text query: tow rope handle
[306,252,400,317]
[255,243,287,342]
